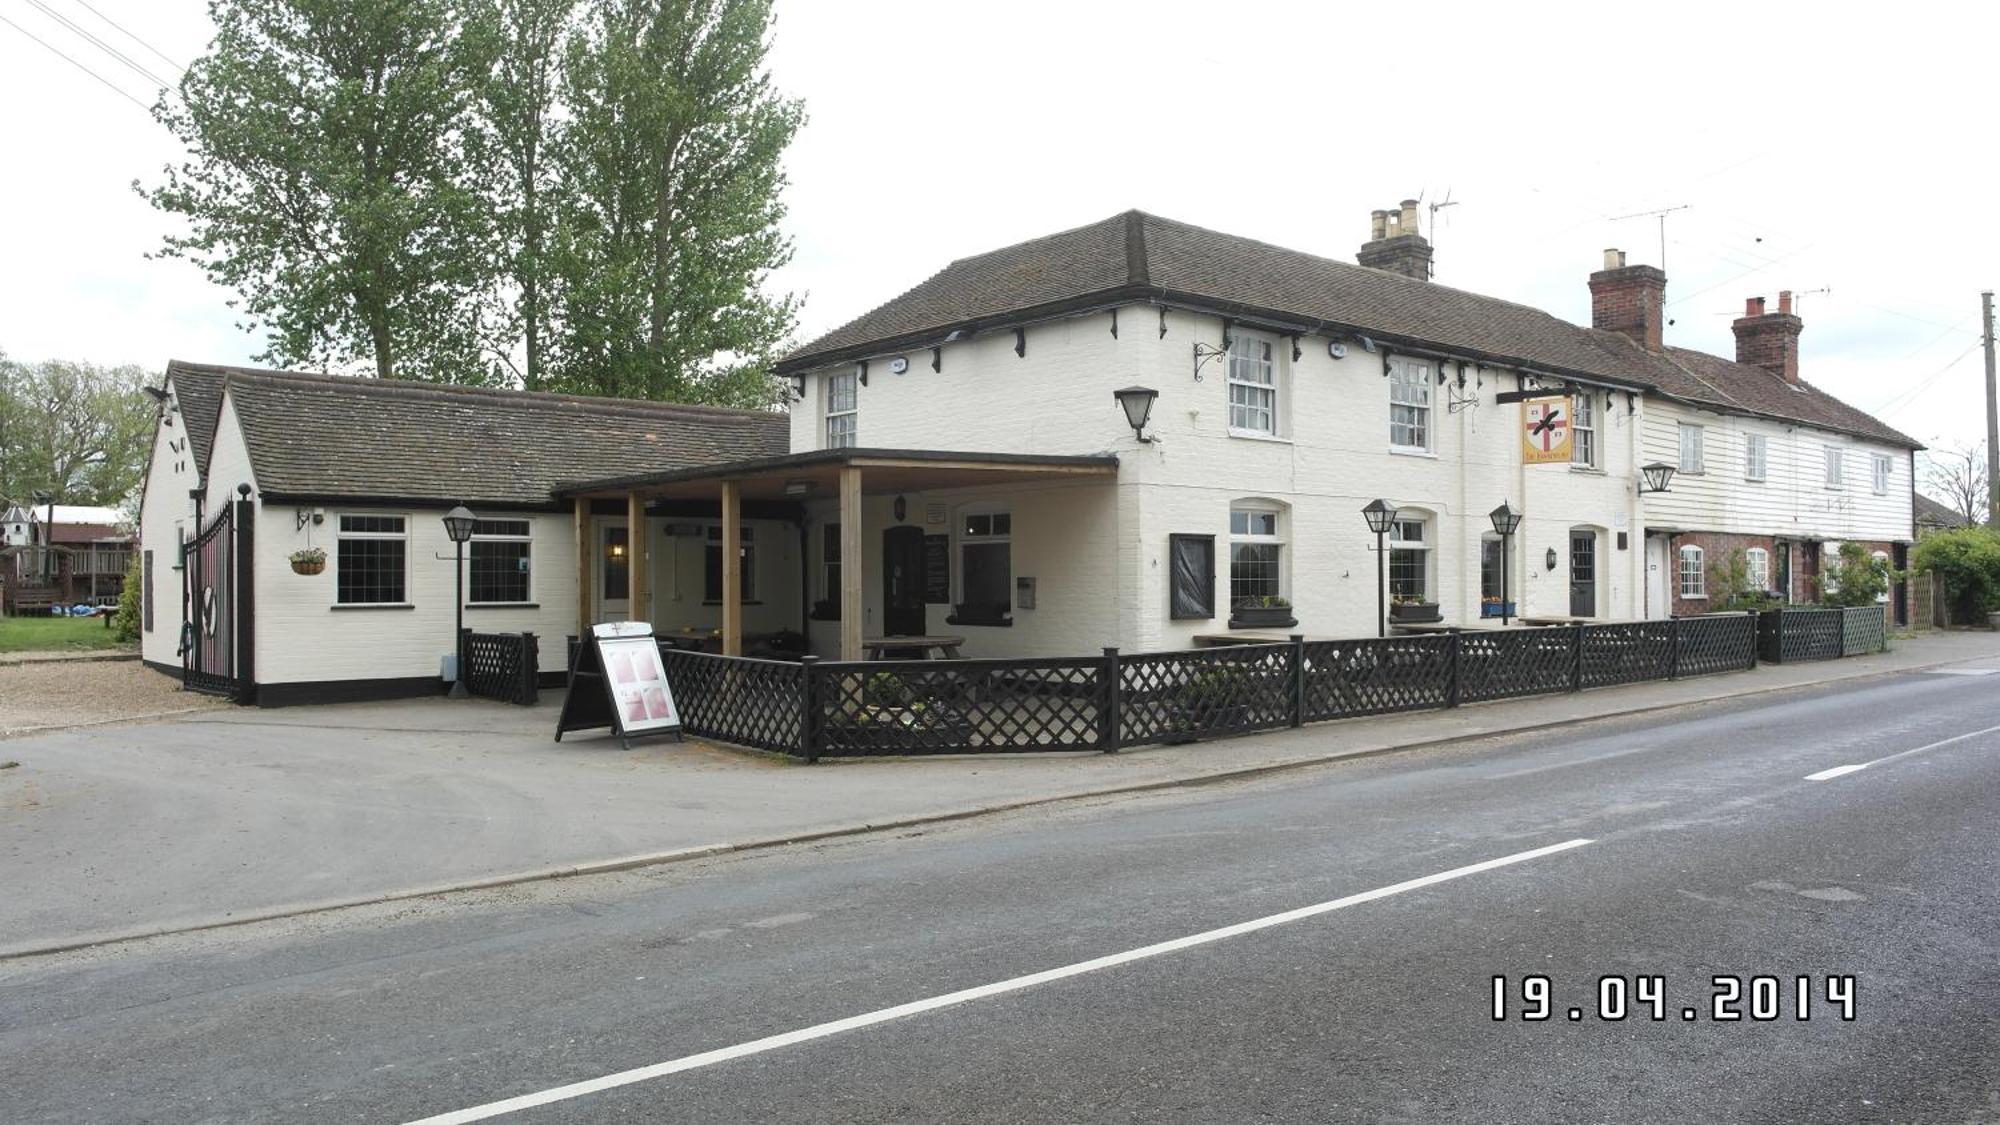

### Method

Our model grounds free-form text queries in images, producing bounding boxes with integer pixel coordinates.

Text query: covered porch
[557,448,1121,661]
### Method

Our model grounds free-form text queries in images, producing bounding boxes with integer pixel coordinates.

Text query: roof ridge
[168,360,779,423]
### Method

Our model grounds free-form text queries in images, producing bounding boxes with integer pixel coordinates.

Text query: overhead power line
[1874,340,1982,420]
[0,11,150,110]
[24,0,169,89]
[71,0,183,74]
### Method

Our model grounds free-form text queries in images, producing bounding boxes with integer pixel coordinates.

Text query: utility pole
[1985,290,1997,526]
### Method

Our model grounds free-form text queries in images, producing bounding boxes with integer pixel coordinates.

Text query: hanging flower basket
[289,547,327,576]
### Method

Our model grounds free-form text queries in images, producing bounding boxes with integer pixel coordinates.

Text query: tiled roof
[166,361,788,509]
[169,364,226,471]
[782,210,1917,447]
[1915,492,1969,528]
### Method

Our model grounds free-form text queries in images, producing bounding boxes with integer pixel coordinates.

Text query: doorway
[596,522,629,622]
[1569,530,1598,617]
[882,524,926,636]
[1646,535,1669,618]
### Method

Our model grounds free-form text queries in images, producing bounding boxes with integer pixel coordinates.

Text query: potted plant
[289,547,326,576]
[822,671,975,752]
[1228,594,1296,630]
[1389,595,1441,623]
[1164,662,1264,741]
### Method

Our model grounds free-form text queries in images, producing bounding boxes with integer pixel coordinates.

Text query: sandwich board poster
[554,621,682,748]
[1521,396,1573,464]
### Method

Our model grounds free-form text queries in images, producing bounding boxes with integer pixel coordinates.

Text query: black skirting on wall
[144,659,568,707]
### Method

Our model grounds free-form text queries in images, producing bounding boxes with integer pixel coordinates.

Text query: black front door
[1569,530,1597,617]
[882,524,926,636]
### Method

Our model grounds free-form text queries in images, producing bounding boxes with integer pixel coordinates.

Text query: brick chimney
[1732,290,1804,383]
[1358,199,1433,281]
[1588,248,1668,352]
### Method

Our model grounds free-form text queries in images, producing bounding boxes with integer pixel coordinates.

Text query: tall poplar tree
[145,0,500,383]
[550,0,803,406]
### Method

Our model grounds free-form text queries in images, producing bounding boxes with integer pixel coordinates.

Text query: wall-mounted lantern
[1113,385,1159,443]
[1640,462,1677,494]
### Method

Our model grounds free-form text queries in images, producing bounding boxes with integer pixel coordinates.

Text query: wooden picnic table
[862,635,966,660]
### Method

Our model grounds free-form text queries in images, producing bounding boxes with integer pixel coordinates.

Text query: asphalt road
[5,663,2000,1123]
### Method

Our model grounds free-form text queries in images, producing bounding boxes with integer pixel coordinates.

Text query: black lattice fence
[1759,607,1845,663]
[1578,621,1675,688]
[1841,605,1888,656]
[1677,614,1758,677]
[1302,635,1453,721]
[1118,644,1295,747]
[665,648,805,754]
[813,656,1105,757]
[461,630,540,705]
[1458,627,1578,703]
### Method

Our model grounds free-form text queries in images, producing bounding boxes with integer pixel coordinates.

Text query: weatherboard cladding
[168,361,786,509]
[781,210,1915,448]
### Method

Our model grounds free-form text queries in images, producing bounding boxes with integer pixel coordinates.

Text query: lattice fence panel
[1677,614,1757,677]
[1841,606,1887,656]
[664,649,803,754]
[1458,627,1575,703]
[1301,636,1452,721]
[1118,645,1294,747]
[1763,608,1844,663]
[463,631,539,705]
[1578,622,1674,689]
[815,657,1105,756]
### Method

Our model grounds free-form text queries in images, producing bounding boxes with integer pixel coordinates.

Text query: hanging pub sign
[554,621,682,749]
[1521,396,1573,464]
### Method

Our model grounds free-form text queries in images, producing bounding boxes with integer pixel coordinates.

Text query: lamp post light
[443,504,477,699]
[1112,385,1159,443]
[1639,462,1677,495]
[1488,501,1523,627]
[1361,499,1399,637]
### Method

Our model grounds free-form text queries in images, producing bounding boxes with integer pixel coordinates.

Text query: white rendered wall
[136,377,205,669]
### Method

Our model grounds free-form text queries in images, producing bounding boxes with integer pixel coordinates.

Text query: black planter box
[1389,602,1442,624]
[1228,606,1297,630]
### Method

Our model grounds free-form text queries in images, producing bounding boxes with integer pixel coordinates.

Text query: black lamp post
[1361,499,1399,637]
[1640,462,1677,494]
[1489,501,1523,626]
[443,505,476,698]
[1113,385,1159,443]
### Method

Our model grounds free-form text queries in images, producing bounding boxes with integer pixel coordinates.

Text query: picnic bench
[862,635,966,660]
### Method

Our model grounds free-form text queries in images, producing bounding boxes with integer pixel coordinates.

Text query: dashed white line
[1805,721,2000,782]
[400,838,1595,1125]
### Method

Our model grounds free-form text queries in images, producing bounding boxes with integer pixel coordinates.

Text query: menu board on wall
[554,621,682,748]
[923,534,950,604]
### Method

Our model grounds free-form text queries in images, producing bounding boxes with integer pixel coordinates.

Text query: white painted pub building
[139,205,1916,703]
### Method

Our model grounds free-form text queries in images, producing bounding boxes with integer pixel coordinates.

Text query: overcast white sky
[2,0,1994,456]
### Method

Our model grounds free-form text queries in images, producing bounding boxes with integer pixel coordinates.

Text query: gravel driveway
[1,659,223,737]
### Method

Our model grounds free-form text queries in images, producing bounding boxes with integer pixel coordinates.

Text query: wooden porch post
[721,480,743,657]
[574,496,592,637]
[838,466,863,661]
[626,491,646,623]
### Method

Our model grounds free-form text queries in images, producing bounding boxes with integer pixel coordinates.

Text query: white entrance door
[1645,536,1669,619]
[595,521,630,622]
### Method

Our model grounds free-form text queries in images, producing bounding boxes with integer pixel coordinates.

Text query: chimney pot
[1370,209,1388,241]
[1358,201,1434,281]
[1603,248,1625,270]
[1399,199,1421,236]
[1746,296,1765,317]
[1777,290,1793,315]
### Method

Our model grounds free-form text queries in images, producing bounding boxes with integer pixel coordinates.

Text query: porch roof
[555,447,1120,501]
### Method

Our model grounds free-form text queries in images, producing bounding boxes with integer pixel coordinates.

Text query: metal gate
[181,496,255,700]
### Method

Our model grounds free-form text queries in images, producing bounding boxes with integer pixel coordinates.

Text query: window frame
[1388,358,1433,453]
[1871,453,1892,495]
[466,518,534,606]
[821,522,841,601]
[1570,392,1598,469]
[334,513,411,607]
[1744,433,1767,482]
[1226,331,1280,437]
[1677,423,1705,475]
[1169,533,1216,620]
[704,524,758,604]
[1823,445,1844,490]
[1388,515,1431,604]
[824,371,858,449]
[1678,544,1706,599]
[955,505,1013,624]
[1227,502,1286,607]
[1745,547,1770,592]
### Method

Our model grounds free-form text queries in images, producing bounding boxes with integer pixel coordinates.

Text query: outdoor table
[862,635,966,660]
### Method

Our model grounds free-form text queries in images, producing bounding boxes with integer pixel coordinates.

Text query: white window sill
[1568,465,1605,476]
[1228,429,1292,444]
[1679,594,1707,601]
[330,602,415,611]
[1744,476,1765,484]
[1388,446,1437,459]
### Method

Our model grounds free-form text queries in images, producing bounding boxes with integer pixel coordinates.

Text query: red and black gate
[181,493,255,701]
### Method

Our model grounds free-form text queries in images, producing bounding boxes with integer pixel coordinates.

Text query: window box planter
[1390,601,1442,624]
[1479,600,1516,619]
[946,602,1012,627]
[809,598,840,622]
[1227,605,1297,630]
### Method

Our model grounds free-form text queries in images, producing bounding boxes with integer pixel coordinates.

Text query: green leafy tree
[112,552,144,643]
[0,357,157,507]
[144,0,502,383]
[1912,527,2000,623]
[1710,549,1779,612]
[1818,541,1891,608]
[549,0,803,406]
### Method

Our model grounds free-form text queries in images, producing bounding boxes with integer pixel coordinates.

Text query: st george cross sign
[1521,396,1573,464]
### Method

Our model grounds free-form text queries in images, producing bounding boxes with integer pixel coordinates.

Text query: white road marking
[1924,668,1999,676]
[1805,721,2000,781]
[401,838,1595,1125]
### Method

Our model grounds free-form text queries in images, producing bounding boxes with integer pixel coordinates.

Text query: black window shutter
[1169,534,1215,620]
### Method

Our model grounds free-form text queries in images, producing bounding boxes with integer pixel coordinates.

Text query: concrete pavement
[4,650,1999,1122]
[3,629,1998,956]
